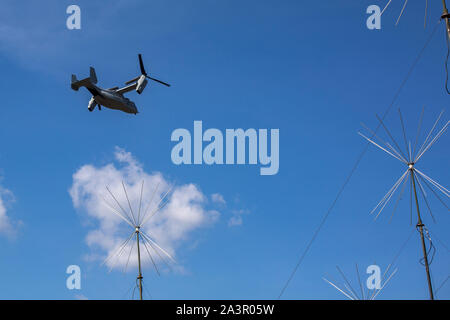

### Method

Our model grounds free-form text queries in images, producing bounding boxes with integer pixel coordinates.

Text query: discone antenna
[101,180,176,300]
[359,109,449,300]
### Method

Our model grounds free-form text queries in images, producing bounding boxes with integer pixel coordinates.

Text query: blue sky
[0,0,448,299]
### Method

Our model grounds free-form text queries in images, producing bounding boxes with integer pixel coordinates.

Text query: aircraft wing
[116,83,137,95]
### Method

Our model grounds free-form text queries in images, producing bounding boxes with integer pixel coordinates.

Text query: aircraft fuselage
[87,85,138,114]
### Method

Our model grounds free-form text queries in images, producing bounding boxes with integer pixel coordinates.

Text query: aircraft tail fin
[71,67,97,91]
[71,74,79,89]
[90,67,97,84]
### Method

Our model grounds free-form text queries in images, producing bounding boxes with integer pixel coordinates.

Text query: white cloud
[228,209,250,228]
[69,147,219,272]
[211,193,226,205]
[209,193,250,227]
[0,185,15,238]
[228,215,243,227]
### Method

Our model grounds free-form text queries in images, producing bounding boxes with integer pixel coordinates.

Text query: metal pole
[410,168,434,300]
[443,0,450,40]
[136,227,143,300]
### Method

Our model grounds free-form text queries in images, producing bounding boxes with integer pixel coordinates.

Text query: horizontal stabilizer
[71,76,91,91]
[71,67,98,91]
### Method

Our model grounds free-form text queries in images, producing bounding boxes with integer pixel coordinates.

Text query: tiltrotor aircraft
[71,54,170,114]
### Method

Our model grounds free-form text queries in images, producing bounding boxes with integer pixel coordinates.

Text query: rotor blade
[147,76,170,87]
[139,54,147,75]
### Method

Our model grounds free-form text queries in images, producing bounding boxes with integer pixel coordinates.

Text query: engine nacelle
[136,75,148,94]
[88,97,97,112]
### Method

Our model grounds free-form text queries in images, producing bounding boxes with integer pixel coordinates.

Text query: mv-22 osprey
[71,54,170,114]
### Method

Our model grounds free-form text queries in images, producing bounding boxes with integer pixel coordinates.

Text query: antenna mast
[410,166,434,299]
[443,0,450,39]
[136,227,143,300]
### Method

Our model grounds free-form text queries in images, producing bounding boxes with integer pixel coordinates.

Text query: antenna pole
[443,0,450,40]
[136,227,143,300]
[410,167,434,300]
